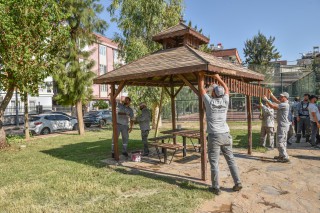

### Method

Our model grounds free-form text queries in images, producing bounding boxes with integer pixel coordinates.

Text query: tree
[0,0,69,147]
[108,0,183,128]
[54,0,107,135]
[243,31,281,67]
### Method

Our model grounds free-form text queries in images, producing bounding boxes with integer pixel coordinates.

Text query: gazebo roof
[94,45,264,86]
[152,22,210,45]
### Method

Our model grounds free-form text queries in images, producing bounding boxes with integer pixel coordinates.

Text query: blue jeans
[207,133,241,189]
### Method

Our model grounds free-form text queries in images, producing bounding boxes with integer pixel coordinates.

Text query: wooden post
[155,88,164,137]
[246,95,252,155]
[110,84,119,160]
[198,73,207,181]
[171,86,176,144]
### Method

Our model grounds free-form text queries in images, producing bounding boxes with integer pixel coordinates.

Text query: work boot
[122,152,129,157]
[277,158,290,163]
[209,187,221,195]
[233,183,243,191]
[112,153,115,158]
[296,136,301,143]
[306,136,310,143]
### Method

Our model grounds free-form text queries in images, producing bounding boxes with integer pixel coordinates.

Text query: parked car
[28,114,78,135]
[83,110,112,127]
[50,111,77,119]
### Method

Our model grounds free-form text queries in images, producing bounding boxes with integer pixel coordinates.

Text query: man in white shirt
[308,95,320,147]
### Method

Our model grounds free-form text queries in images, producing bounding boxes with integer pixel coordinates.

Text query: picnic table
[160,129,201,157]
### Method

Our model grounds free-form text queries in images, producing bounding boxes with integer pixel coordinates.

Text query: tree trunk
[23,93,30,140]
[0,85,15,148]
[76,100,85,135]
[152,105,162,129]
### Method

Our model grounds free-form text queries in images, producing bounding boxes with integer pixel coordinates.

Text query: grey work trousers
[297,117,311,140]
[141,130,150,154]
[260,126,274,148]
[276,126,289,159]
[310,121,319,146]
[112,124,129,153]
[207,133,241,190]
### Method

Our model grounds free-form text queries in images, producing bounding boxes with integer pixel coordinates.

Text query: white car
[29,114,78,135]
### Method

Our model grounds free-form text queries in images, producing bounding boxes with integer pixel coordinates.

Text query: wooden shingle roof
[94,45,264,86]
[152,22,209,45]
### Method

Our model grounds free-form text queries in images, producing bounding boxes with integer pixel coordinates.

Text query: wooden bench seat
[149,142,183,164]
[148,135,175,142]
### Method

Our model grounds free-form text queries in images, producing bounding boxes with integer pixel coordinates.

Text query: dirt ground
[105,136,320,213]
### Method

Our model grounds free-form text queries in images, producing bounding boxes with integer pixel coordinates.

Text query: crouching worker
[199,73,242,195]
[259,102,275,149]
[136,103,151,156]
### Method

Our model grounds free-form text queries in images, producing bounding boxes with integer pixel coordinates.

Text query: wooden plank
[198,73,207,181]
[110,84,119,161]
[247,95,252,155]
[177,74,200,97]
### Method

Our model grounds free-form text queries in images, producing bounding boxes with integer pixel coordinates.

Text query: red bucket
[131,151,142,162]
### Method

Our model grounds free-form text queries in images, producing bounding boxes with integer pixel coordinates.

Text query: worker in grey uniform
[112,97,134,158]
[296,94,311,143]
[136,103,151,156]
[199,73,242,195]
[291,97,300,135]
[308,95,320,147]
[263,91,290,163]
[259,102,275,149]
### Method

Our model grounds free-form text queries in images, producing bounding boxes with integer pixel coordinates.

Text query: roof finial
[179,15,186,24]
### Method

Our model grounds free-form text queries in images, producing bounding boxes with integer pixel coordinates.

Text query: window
[100,84,108,92]
[99,64,107,75]
[99,45,106,56]
[55,115,69,121]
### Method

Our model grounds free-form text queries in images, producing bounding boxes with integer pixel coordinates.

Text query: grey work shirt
[203,94,230,134]
[277,101,290,128]
[136,108,151,131]
[117,103,134,126]
[261,105,274,127]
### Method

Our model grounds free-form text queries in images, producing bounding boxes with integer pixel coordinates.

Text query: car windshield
[88,111,100,116]
[29,116,41,121]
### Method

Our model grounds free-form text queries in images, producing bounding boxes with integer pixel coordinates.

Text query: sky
[100,0,320,63]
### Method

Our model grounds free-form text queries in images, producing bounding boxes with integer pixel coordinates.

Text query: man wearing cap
[259,101,275,149]
[296,94,311,143]
[263,91,290,163]
[199,73,242,195]
[308,95,320,147]
[136,103,151,156]
[112,97,134,158]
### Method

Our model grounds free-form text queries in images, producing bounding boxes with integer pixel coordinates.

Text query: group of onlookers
[259,93,320,157]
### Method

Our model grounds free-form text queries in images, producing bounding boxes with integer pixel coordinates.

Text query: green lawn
[0,124,263,212]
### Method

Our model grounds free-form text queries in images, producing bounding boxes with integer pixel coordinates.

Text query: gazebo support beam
[198,72,207,181]
[113,81,126,99]
[174,84,184,97]
[178,74,199,97]
[170,86,177,144]
[110,84,119,161]
[246,95,252,155]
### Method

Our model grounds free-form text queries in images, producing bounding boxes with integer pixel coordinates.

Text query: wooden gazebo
[94,21,267,181]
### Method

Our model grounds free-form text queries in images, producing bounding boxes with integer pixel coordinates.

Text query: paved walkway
[103,137,320,213]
